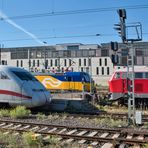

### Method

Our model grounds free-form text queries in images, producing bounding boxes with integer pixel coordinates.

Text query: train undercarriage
[118,97,148,109]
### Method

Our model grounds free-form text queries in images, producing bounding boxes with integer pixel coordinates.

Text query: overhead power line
[0,34,101,42]
[0,5,148,20]
[1,32,148,43]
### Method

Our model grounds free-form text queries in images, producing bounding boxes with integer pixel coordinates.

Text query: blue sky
[0,0,148,47]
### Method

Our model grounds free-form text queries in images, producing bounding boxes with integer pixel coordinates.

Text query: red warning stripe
[0,90,32,99]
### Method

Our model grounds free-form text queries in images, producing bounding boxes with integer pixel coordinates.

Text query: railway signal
[110,42,119,65]
[111,41,118,51]
[111,54,119,65]
[114,9,127,43]
[113,8,143,125]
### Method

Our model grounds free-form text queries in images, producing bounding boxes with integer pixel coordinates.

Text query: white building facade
[2,42,148,86]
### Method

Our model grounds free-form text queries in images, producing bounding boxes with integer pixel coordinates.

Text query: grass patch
[95,104,128,113]
[0,109,9,117]
[0,106,31,119]
[142,143,148,148]
[45,135,60,145]
[36,112,46,120]
[10,106,31,119]
[22,132,43,147]
[93,117,127,127]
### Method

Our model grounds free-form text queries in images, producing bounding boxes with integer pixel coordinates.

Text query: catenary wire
[0,5,148,20]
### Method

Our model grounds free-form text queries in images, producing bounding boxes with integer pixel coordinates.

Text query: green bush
[10,106,31,119]
[46,135,59,145]
[0,109,9,117]
[36,112,46,120]
[0,131,21,148]
[22,132,43,147]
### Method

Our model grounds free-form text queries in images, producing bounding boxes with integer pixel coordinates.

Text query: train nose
[31,90,50,107]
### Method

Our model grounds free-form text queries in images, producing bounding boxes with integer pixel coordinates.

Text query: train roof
[33,71,89,76]
[115,66,148,72]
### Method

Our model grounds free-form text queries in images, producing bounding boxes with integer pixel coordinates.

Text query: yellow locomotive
[34,72,91,92]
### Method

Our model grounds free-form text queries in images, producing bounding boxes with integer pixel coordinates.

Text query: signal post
[113,9,142,125]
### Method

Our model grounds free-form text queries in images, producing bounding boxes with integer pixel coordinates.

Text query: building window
[105,58,107,66]
[69,59,72,67]
[88,58,91,66]
[77,50,82,57]
[2,60,7,65]
[64,59,67,66]
[50,59,53,67]
[121,57,127,66]
[45,60,48,68]
[33,60,35,67]
[96,67,99,75]
[81,67,83,72]
[136,49,143,56]
[21,60,23,67]
[52,51,59,58]
[99,59,102,66]
[16,60,19,67]
[55,59,58,66]
[107,67,110,75]
[82,50,88,57]
[101,49,108,56]
[11,52,17,59]
[79,59,81,66]
[29,60,31,67]
[37,60,40,67]
[47,51,52,58]
[88,50,95,57]
[67,45,79,50]
[102,67,104,75]
[70,50,76,57]
[84,59,86,66]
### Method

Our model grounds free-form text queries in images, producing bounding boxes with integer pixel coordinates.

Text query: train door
[112,72,123,93]
[122,72,133,93]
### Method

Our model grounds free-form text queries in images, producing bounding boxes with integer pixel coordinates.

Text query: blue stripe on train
[50,72,90,82]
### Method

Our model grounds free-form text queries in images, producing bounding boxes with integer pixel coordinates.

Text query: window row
[11,49,109,59]
[80,67,110,75]
[114,72,148,79]
[16,58,109,68]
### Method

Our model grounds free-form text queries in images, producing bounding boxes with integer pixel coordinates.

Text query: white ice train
[0,65,51,108]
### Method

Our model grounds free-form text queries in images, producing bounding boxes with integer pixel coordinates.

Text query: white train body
[0,66,51,108]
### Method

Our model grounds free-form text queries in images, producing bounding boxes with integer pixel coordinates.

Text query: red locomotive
[108,66,148,108]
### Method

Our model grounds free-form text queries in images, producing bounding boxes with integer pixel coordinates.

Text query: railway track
[69,112,148,123]
[0,119,147,147]
[32,110,148,123]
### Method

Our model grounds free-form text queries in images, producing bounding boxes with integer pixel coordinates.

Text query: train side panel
[35,72,90,92]
[108,72,125,100]
[109,67,148,107]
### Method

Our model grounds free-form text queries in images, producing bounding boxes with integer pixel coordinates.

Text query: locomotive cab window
[12,71,38,81]
[114,72,120,79]
[135,72,143,79]
[122,72,132,79]
[0,71,9,79]
[83,73,90,82]
[122,72,127,79]
[145,72,148,78]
